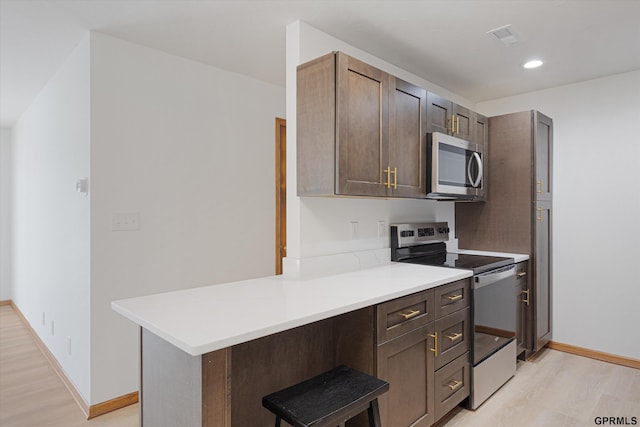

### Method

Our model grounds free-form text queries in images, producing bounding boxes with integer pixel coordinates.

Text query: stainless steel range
[390,222,517,409]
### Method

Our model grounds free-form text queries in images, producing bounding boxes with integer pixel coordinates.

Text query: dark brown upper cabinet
[426,92,476,143]
[297,51,426,198]
[474,113,488,149]
[388,77,427,198]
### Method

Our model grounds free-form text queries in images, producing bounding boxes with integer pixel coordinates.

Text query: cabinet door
[452,104,474,142]
[515,261,529,357]
[376,324,435,427]
[426,92,453,135]
[336,52,389,196]
[473,113,488,148]
[534,112,553,201]
[534,201,552,351]
[388,77,427,198]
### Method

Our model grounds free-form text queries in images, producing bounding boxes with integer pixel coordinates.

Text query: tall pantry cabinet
[455,110,553,357]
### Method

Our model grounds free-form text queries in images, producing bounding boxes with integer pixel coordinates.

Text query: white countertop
[112,263,471,356]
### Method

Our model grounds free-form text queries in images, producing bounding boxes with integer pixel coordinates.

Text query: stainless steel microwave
[426,132,484,200]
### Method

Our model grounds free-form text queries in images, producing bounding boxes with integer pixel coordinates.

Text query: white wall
[477,70,640,359]
[11,36,92,400]
[286,22,470,263]
[0,127,12,300]
[89,33,285,403]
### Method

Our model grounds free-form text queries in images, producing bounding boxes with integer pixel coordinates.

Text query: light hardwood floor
[1,304,638,426]
[0,305,137,427]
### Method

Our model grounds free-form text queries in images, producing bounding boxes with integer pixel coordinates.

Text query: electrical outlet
[112,212,140,231]
[350,221,359,239]
[377,221,386,240]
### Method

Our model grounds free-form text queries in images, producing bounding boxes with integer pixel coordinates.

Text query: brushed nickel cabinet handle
[400,309,420,320]
[447,294,463,302]
[447,380,463,391]
[446,332,463,341]
[429,332,438,357]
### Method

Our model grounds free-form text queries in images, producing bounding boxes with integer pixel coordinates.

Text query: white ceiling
[1,0,640,127]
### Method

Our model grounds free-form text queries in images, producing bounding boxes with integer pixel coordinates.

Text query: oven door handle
[473,265,516,289]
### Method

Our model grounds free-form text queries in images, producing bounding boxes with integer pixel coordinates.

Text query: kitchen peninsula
[112,262,472,427]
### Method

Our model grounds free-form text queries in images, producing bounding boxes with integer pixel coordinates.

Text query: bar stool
[262,365,389,427]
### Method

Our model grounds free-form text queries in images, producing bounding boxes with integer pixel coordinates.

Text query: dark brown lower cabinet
[375,280,471,427]
[377,324,435,427]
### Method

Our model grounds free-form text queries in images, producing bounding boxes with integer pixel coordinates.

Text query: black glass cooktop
[393,243,513,274]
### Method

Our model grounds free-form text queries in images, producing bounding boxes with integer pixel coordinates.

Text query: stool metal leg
[367,398,382,427]
[275,415,282,427]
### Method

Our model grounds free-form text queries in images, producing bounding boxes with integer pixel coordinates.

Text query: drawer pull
[446,380,463,391]
[400,309,421,320]
[446,294,463,302]
[429,332,438,357]
[446,332,463,341]
[517,272,527,278]
[522,289,530,306]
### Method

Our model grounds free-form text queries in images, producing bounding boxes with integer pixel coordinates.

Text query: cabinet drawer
[376,289,435,344]
[434,353,470,420]
[433,307,471,370]
[434,278,470,318]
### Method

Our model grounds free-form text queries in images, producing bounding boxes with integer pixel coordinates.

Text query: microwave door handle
[470,152,483,188]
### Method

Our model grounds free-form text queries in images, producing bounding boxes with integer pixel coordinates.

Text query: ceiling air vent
[486,24,520,46]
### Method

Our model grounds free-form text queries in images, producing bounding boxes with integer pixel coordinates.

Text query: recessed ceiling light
[523,60,543,69]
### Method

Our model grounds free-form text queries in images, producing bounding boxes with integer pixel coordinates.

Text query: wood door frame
[275,118,286,275]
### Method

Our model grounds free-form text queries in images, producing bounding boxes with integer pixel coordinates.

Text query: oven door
[427,132,484,200]
[472,264,516,365]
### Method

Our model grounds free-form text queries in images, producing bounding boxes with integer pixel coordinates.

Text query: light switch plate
[76,178,88,196]
[112,212,140,231]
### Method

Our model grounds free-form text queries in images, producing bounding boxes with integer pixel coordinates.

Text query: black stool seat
[262,365,389,427]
